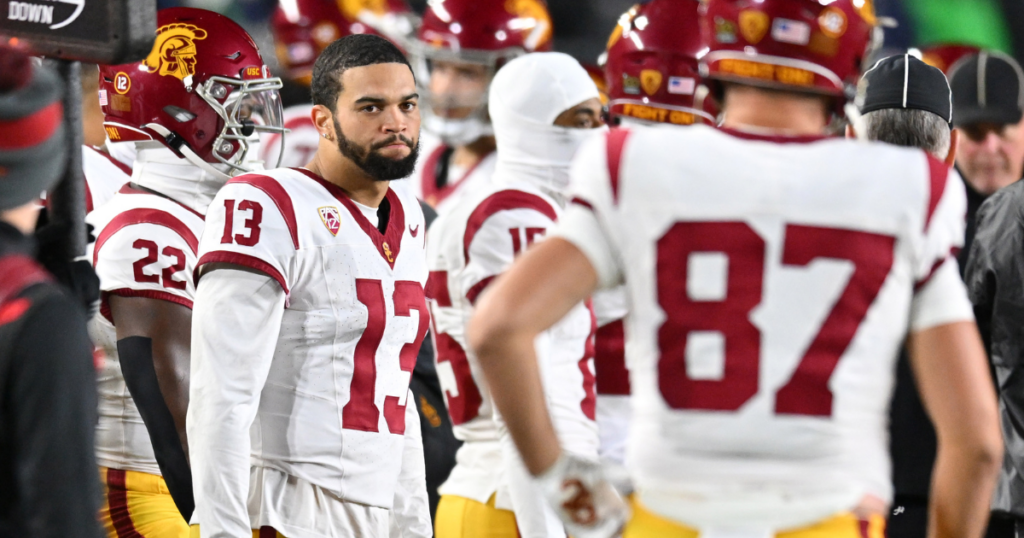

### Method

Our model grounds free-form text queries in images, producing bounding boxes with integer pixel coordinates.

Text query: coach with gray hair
[848,53,959,164]
[964,51,1024,537]
[846,53,965,538]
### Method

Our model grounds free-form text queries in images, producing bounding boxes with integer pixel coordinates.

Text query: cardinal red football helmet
[604,0,717,126]
[700,0,879,102]
[99,7,285,178]
[412,0,554,145]
[920,43,981,75]
[271,0,416,84]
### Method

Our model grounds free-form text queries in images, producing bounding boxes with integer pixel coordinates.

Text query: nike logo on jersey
[409,225,420,237]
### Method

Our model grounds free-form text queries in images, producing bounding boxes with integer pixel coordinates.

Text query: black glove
[34,220,100,315]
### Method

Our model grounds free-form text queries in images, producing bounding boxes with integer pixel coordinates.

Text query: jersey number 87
[657,221,895,417]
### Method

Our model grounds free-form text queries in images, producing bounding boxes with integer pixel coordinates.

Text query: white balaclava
[488,52,603,201]
[131,134,265,216]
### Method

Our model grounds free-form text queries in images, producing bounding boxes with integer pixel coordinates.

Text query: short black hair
[311,34,414,112]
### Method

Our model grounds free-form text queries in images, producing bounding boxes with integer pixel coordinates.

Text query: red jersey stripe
[195,251,290,295]
[606,128,631,203]
[463,190,557,264]
[227,174,300,250]
[93,208,198,266]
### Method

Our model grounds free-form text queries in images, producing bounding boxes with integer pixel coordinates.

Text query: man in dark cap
[0,45,104,538]
[848,53,976,538]
[961,51,1024,538]
[950,51,1024,268]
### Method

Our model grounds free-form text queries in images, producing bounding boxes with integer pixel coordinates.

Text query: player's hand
[534,452,630,538]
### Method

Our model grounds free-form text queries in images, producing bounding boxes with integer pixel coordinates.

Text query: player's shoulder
[89,184,203,230]
[459,182,559,227]
[82,145,132,177]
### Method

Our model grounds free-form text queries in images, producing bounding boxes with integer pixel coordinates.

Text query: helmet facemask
[410,43,524,146]
[195,74,287,172]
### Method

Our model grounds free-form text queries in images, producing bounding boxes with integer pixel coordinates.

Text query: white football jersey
[411,133,498,215]
[591,287,631,465]
[193,167,428,509]
[83,145,132,213]
[87,183,205,476]
[259,104,318,169]
[426,179,599,506]
[555,125,972,530]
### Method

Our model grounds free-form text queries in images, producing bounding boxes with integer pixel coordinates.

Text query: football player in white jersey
[427,52,604,538]
[88,8,286,536]
[591,0,719,468]
[407,0,552,214]
[189,34,430,537]
[82,141,134,214]
[262,0,416,170]
[468,0,1002,537]
[81,61,135,213]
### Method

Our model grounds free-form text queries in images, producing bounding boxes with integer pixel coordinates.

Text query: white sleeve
[388,390,432,538]
[196,178,296,295]
[187,268,286,536]
[551,133,624,290]
[499,429,567,538]
[909,165,973,330]
[910,257,974,331]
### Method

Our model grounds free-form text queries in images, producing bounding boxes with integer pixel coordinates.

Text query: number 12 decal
[656,222,895,417]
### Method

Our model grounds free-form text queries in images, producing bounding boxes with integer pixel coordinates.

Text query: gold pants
[624,498,887,538]
[98,467,189,538]
[434,493,519,538]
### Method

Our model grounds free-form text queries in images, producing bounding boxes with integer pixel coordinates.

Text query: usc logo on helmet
[505,0,552,51]
[143,23,209,82]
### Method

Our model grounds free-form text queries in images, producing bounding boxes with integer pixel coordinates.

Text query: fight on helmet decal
[143,23,208,85]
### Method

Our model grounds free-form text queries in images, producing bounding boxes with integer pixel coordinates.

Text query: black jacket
[0,222,103,538]
[964,179,1024,517]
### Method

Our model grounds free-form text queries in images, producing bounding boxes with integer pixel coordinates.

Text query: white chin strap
[145,123,232,182]
[843,103,869,141]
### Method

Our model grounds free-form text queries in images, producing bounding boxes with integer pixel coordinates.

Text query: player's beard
[333,117,419,181]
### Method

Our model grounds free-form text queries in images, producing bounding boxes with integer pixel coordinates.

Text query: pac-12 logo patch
[318,206,341,236]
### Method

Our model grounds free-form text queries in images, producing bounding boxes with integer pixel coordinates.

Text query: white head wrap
[131,134,264,215]
[488,52,603,199]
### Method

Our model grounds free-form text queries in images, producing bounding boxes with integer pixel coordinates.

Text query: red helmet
[700,0,879,101]
[413,0,554,145]
[604,0,716,126]
[920,43,981,75]
[271,0,416,84]
[99,8,285,178]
